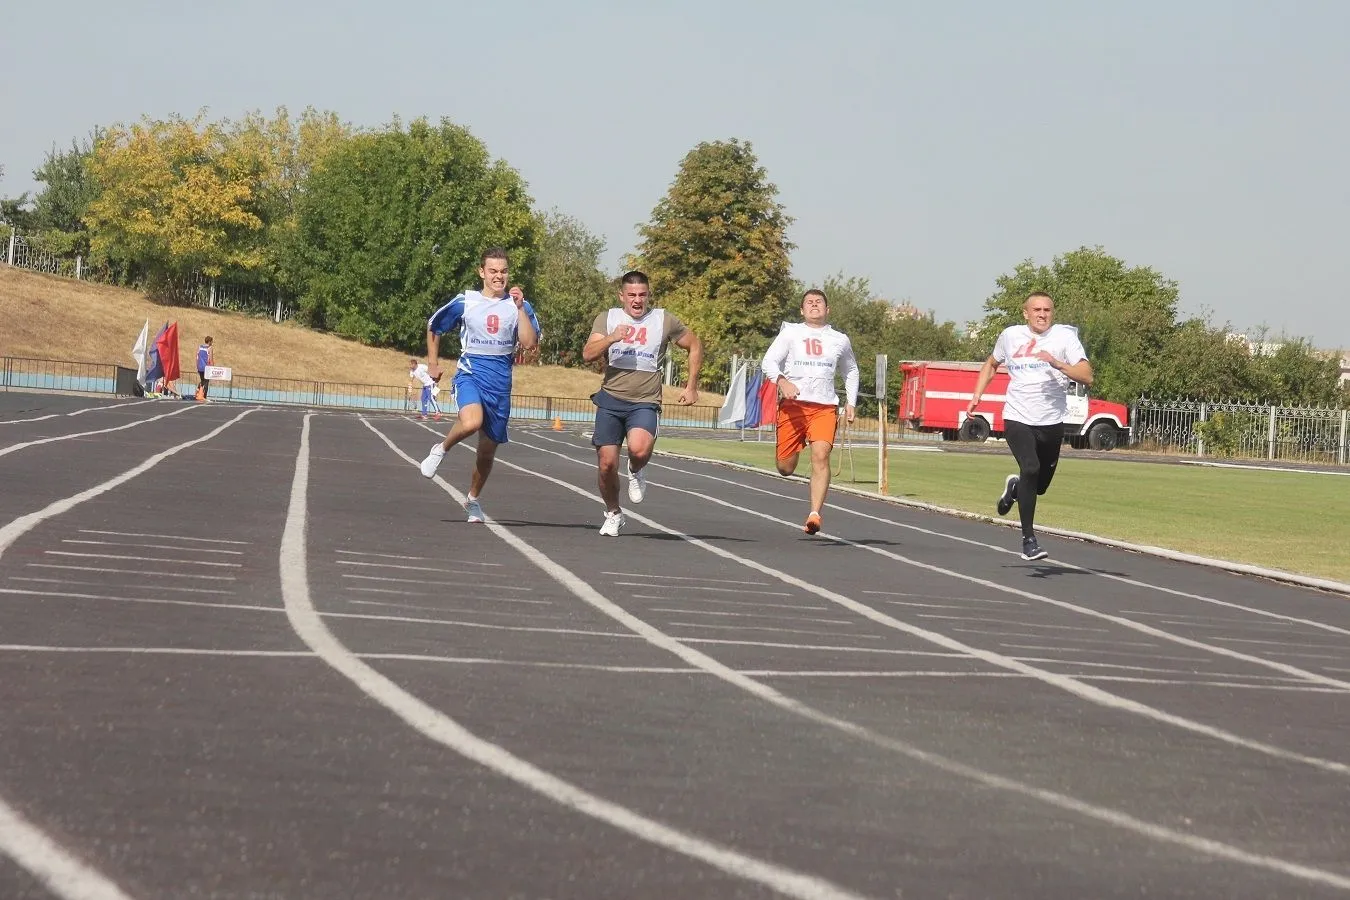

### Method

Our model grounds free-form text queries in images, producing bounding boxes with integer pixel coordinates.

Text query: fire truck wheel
[960,416,991,443]
[1087,421,1119,451]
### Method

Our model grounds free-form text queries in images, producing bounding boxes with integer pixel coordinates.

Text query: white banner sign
[203,366,233,381]
[875,354,888,400]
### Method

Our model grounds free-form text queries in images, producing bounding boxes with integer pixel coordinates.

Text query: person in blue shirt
[418,247,540,523]
[195,336,214,402]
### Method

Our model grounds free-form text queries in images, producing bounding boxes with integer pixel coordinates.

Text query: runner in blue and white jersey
[418,247,540,524]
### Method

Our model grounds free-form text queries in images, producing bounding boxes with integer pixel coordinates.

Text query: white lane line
[601,571,768,587]
[27,565,236,582]
[0,413,61,425]
[356,652,694,675]
[629,594,828,612]
[321,610,637,639]
[422,429,1350,888]
[879,601,1006,611]
[679,638,967,658]
[646,455,1350,636]
[61,539,244,556]
[336,549,501,566]
[79,529,251,546]
[652,608,859,626]
[7,577,235,595]
[614,581,791,597]
[346,601,563,621]
[918,615,1112,633]
[66,402,143,417]
[1010,657,1311,679]
[1209,637,1347,651]
[0,411,253,565]
[0,404,199,459]
[301,417,868,900]
[347,588,552,606]
[998,645,1210,663]
[863,590,1023,605]
[576,448,1350,692]
[43,551,242,568]
[0,588,278,613]
[0,798,135,900]
[502,437,1350,774]
[953,629,1160,648]
[336,560,510,576]
[0,645,308,657]
[1081,676,1350,693]
[339,573,534,591]
[667,622,883,640]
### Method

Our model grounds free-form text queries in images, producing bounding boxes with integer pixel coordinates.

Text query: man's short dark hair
[1026,291,1053,304]
[802,289,828,304]
[620,270,649,287]
[481,247,509,266]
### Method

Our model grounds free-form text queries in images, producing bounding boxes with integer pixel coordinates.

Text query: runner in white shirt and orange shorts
[761,289,860,535]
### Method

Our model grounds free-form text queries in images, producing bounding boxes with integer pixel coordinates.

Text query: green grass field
[655,438,1350,584]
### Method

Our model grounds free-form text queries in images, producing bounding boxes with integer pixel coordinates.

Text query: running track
[1,393,1348,899]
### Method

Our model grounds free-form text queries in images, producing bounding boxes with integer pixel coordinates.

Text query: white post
[6,230,15,266]
[876,354,888,494]
[274,298,282,323]
[1197,402,1207,457]
[208,279,217,309]
[75,255,83,280]
[1340,410,1347,466]
[665,354,673,386]
[1267,405,1277,460]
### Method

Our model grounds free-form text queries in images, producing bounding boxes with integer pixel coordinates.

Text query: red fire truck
[898,360,1130,450]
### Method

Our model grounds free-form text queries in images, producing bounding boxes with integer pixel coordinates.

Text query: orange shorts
[776,400,838,460]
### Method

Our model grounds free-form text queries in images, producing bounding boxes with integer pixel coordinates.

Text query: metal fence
[1132,397,1350,465]
[0,356,740,429]
[3,226,294,321]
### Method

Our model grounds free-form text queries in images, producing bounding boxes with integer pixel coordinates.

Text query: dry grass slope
[0,267,721,405]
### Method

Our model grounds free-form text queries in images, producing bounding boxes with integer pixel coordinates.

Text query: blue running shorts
[454,372,511,444]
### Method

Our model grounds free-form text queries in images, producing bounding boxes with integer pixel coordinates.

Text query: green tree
[1248,335,1347,406]
[0,164,34,230]
[531,210,612,366]
[628,139,795,386]
[976,246,1180,403]
[25,130,104,256]
[85,113,273,303]
[280,116,540,349]
[1147,317,1258,400]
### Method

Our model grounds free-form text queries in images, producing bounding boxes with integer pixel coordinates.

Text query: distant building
[886,301,925,321]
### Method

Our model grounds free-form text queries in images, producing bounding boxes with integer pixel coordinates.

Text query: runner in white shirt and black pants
[968,292,1095,561]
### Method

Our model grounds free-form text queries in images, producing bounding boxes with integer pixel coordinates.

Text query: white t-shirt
[991,323,1087,426]
[410,363,435,388]
[761,322,860,407]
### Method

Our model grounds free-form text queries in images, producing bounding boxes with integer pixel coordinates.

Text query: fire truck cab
[898,360,1130,451]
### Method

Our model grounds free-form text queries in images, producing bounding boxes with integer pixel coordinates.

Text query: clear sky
[2,0,1347,348]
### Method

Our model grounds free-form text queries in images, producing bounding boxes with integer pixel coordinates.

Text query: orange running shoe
[803,512,822,535]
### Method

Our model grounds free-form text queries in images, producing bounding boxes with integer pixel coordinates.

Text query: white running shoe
[465,497,485,524]
[419,443,445,478]
[627,465,647,504]
[598,509,625,537]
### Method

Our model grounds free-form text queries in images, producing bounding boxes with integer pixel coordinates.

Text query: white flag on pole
[131,319,150,381]
[718,359,748,427]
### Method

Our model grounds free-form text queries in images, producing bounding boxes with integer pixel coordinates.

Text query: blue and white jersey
[427,290,540,392]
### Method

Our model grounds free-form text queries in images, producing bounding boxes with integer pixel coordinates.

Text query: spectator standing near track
[408,357,441,421]
[418,247,540,524]
[760,289,859,535]
[581,270,703,537]
[967,291,1094,561]
[195,336,214,402]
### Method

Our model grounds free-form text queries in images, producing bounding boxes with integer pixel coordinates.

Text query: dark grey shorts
[591,390,660,447]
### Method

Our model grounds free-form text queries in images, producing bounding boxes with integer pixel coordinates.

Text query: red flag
[757,377,778,423]
[156,322,181,383]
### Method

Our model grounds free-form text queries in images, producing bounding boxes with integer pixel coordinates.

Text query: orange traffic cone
[552,416,563,431]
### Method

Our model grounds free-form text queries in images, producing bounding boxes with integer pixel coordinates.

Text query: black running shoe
[997,475,1019,516]
[1021,536,1048,561]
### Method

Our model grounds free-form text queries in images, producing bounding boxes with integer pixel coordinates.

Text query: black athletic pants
[1003,420,1064,538]
[198,370,209,398]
